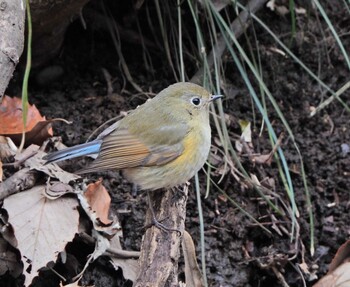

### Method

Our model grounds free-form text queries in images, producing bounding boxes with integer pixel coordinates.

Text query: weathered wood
[134,186,188,287]
[0,167,39,200]
[0,0,26,99]
[0,0,91,99]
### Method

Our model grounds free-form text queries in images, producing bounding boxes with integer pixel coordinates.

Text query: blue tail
[44,140,102,164]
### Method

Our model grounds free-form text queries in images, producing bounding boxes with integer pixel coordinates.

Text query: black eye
[191,97,201,106]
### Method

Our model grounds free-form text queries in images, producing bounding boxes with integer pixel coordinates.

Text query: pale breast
[124,123,211,190]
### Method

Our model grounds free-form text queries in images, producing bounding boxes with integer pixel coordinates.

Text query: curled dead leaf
[78,179,121,236]
[0,95,54,146]
[0,136,16,161]
[85,179,112,225]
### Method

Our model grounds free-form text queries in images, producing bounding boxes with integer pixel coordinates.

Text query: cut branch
[134,186,188,287]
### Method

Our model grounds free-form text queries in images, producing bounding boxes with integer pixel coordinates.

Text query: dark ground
[5,1,350,286]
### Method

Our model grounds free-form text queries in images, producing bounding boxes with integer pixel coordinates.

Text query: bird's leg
[143,190,181,235]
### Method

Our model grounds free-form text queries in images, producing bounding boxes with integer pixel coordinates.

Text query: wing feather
[78,127,185,174]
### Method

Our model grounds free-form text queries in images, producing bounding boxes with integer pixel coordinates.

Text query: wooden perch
[134,186,188,287]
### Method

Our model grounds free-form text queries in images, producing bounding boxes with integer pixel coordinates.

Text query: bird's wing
[79,127,185,174]
[44,140,102,163]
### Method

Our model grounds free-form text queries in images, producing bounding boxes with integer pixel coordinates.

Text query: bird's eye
[191,97,201,106]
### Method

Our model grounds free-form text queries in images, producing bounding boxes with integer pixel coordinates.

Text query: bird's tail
[44,140,102,164]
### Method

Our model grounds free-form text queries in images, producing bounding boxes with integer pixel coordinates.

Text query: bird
[44,82,222,190]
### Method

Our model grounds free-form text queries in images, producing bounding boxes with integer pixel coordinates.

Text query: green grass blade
[19,0,32,152]
[313,0,350,71]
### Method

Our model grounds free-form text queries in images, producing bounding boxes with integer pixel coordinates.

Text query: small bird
[44,82,222,190]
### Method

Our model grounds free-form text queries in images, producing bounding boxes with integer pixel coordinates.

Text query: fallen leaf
[253,153,273,165]
[250,173,261,186]
[239,120,252,143]
[313,262,350,287]
[295,6,306,14]
[110,257,139,282]
[15,145,80,184]
[313,240,350,287]
[109,234,139,282]
[84,179,112,225]
[0,95,53,146]
[3,185,79,286]
[266,1,289,16]
[266,0,276,11]
[182,231,204,287]
[45,182,76,200]
[0,136,16,160]
[78,180,121,236]
[275,5,289,16]
[235,140,243,153]
[329,240,350,273]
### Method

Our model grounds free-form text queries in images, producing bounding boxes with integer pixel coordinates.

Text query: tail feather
[44,140,102,164]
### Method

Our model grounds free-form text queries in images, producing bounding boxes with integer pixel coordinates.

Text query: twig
[0,167,39,200]
[78,232,140,259]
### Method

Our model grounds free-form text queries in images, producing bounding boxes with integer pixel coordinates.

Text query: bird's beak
[209,94,223,101]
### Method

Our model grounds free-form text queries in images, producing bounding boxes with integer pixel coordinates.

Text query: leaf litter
[1,130,138,286]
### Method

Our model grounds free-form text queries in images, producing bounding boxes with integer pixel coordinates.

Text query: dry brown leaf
[0,95,53,146]
[329,240,350,273]
[85,179,113,225]
[313,262,350,287]
[78,179,121,236]
[253,153,273,165]
[3,185,79,286]
[313,240,350,287]
[182,230,204,287]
